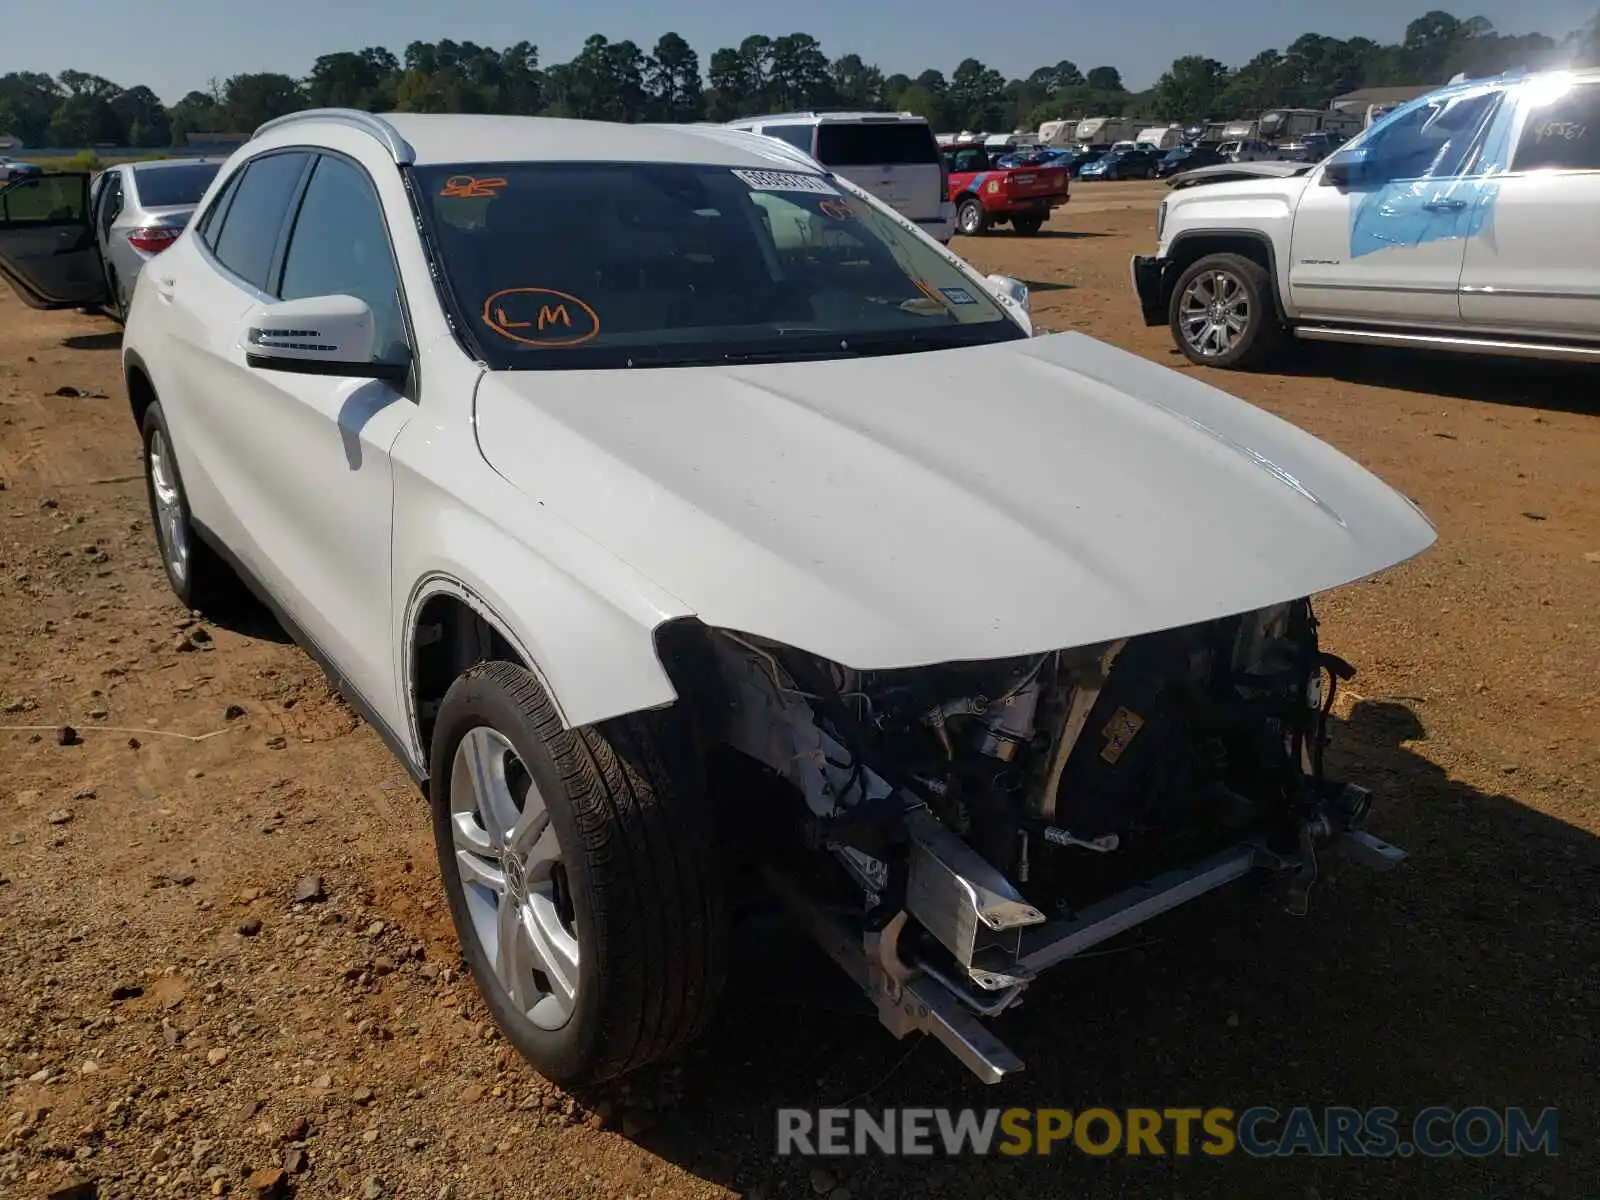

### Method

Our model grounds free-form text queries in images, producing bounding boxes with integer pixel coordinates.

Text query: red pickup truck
[940,144,1070,236]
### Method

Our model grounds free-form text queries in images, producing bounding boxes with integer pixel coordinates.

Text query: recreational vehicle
[1135,125,1183,150]
[1074,116,1139,145]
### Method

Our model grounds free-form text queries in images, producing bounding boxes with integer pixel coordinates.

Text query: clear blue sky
[1,0,1593,103]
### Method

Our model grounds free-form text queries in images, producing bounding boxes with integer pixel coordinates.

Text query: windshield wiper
[628,345,865,368]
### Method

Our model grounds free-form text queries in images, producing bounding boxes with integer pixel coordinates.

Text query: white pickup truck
[1133,68,1600,368]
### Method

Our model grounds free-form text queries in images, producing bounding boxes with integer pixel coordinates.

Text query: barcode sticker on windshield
[732,169,840,195]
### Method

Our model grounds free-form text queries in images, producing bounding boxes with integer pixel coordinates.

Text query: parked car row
[1061,132,1353,184]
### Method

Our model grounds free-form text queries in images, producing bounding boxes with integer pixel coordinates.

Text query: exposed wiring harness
[720,631,874,807]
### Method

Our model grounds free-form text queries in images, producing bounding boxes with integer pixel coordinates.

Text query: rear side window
[816,122,938,167]
[1513,83,1600,172]
[196,169,242,249]
[277,155,407,364]
[131,162,223,208]
[210,152,311,291]
[760,124,815,154]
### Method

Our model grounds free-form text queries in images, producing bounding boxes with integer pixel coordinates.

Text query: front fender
[391,400,697,760]
[394,494,691,742]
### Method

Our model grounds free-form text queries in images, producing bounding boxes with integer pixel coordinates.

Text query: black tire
[140,401,240,610]
[1011,214,1045,236]
[1167,252,1284,369]
[956,197,989,236]
[430,661,728,1085]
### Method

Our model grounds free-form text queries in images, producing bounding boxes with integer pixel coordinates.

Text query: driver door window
[0,174,89,225]
[1356,91,1501,184]
[275,154,408,367]
[0,173,103,308]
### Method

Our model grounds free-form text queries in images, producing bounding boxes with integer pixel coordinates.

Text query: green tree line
[3,10,1597,149]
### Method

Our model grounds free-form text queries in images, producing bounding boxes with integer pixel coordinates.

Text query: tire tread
[1168,251,1284,369]
[451,661,725,1082]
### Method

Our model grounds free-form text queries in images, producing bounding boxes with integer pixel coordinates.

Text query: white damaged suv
[7,109,1435,1085]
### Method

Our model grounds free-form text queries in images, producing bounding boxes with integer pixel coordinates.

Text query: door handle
[1422,198,1467,212]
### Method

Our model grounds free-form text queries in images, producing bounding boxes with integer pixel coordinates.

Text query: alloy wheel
[147,429,189,584]
[1177,268,1251,359]
[449,726,580,1031]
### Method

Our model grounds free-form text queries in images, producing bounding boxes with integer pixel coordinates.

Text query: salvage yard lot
[1,180,1595,1200]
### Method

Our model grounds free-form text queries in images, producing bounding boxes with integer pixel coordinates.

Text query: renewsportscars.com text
[776,1106,1559,1159]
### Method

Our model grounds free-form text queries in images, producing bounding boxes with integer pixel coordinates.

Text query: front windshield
[417,161,1023,370]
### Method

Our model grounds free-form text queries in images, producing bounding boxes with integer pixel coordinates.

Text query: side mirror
[242,294,407,383]
[1321,147,1367,188]
[985,273,1030,314]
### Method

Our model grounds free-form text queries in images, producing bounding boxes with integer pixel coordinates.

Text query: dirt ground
[1,181,1596,1200]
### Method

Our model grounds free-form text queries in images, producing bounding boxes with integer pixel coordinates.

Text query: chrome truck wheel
[1168,251,1283,369]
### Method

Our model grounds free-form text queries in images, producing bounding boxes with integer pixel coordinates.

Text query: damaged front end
[667,601,1405,1083]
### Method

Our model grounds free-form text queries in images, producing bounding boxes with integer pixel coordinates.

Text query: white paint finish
[1288,169,1471,324]
[384,342,688,746]
[1156,177,1301,303]
[1458,172,1600,336]
[124,111,1440,765]
[222,359,412,732]
[244,294,379,367]
[128,230,261,555]
[374,113,834,171]
[475,331,1436,674]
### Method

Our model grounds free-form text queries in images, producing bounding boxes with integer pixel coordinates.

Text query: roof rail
[251,108,415,165]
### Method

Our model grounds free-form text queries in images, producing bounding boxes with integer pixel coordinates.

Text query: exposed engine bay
[668,599,1405,1082]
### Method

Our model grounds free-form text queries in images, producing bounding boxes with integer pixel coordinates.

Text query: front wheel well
[1163,234,1284,320]
[125,362,156,433]
[411,593,528,755]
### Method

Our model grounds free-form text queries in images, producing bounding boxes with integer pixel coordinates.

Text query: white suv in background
[1134,68,1600,368]
[726,111,957,242]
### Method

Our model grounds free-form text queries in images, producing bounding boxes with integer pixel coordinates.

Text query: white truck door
[1288,87,1503,326]
[1459,78,1600,339]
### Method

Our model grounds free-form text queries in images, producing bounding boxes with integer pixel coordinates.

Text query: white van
[726,111,956,243]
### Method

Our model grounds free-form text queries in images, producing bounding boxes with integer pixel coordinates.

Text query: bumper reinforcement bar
[763,828,1406,1085]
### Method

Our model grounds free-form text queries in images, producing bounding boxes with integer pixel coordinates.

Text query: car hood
[1168,161,1312,190]
[474,332,1435,670]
